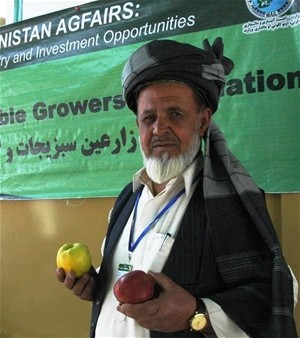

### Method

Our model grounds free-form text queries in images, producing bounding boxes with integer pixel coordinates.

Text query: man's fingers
[78,277,96,301]
[56,267,66,283]
[64,270,77,289]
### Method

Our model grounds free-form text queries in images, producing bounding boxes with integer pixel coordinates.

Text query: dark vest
[90,179,225,338]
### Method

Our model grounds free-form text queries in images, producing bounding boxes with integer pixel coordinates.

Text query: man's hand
[117,271,197,332]
[56,267,96,301]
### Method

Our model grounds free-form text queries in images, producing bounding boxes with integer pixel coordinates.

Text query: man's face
[136,82,211,159]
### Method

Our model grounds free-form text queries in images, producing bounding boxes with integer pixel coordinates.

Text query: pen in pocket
[159,232,171,251]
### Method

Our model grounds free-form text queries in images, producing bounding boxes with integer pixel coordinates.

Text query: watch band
[195,298,207,312]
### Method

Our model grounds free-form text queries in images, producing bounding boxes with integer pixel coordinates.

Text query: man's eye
[170,111,182,119]
[143,115,156,123]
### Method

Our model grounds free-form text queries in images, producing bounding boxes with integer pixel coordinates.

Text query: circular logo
[245,0,295,18]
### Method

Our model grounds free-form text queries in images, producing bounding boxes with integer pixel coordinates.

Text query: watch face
[191,313,207,331]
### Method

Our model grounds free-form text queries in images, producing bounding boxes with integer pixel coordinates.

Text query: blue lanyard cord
[128,169,203,254]
[128,187,185,254]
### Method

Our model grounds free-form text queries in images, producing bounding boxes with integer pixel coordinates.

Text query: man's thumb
[147,271,175,291]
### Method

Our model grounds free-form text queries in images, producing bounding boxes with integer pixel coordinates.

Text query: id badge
[116,263,133,282]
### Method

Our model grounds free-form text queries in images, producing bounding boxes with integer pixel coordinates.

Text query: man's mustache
[150,134,179,147]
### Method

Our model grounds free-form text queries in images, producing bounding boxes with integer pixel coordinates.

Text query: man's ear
[199,108,212,137]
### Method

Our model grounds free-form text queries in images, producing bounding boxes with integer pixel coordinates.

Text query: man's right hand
[56,267,96,301]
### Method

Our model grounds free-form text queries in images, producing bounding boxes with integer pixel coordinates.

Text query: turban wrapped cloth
[122,37,234,114]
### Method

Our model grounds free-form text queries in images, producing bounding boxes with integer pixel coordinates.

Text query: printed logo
[245,0,295,18]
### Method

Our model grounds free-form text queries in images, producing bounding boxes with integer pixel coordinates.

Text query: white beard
[141,132,201,184]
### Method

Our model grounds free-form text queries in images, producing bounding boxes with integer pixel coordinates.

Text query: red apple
[113,270,156,304]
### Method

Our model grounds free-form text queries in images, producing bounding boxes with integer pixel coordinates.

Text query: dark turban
[122,37,234,114]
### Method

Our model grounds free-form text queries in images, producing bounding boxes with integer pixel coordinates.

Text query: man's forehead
[138,92,193,111]
[138,81,194,99]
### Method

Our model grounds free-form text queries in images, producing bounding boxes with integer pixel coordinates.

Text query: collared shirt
[95,155,250,338]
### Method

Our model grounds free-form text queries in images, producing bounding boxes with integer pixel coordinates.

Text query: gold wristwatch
[189,299,208,332]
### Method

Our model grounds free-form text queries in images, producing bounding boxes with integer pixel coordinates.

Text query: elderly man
[57,38,298,338]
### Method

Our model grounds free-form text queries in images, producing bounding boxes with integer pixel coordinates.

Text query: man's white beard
[141,132,201,184]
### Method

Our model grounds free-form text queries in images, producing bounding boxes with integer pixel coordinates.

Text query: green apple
[56,242,92,278]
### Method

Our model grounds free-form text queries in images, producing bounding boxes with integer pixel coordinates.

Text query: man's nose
[153,116,169,135]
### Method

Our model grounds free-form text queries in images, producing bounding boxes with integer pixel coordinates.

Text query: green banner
[0,0,299,198]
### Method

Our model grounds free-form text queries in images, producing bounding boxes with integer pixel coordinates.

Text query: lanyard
[128,169,203,258]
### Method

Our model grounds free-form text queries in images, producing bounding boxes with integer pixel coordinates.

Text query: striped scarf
[203,121,297,337]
